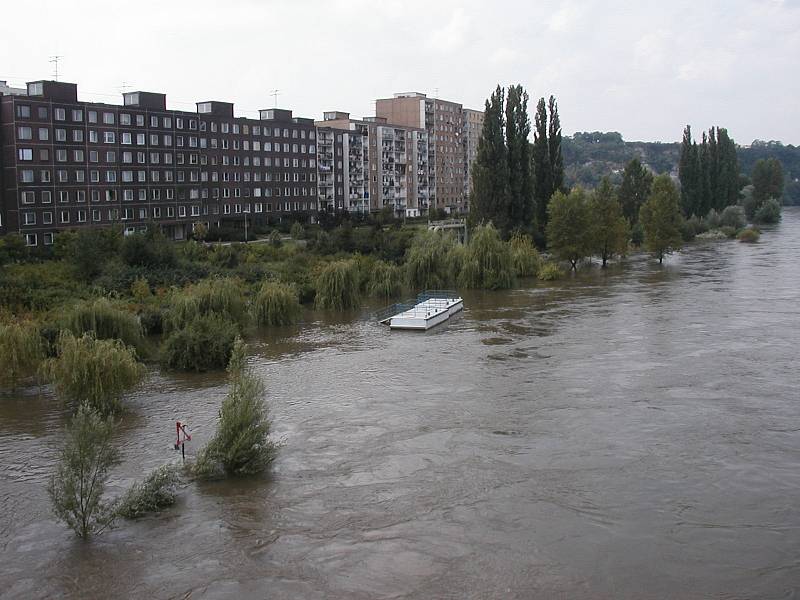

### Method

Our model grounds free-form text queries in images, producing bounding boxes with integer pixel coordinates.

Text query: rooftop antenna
[270,89,280,108]
[49,55,62,81]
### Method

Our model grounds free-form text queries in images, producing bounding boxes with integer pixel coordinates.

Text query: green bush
[166,277,247,331]
[62,298,143,351]
[0,320,45,390]
[367,260,403,300]
[509,233,542,278]
[538,262,565,281]
[290,222,305,240]
[737,228,761,243]
[43,332,145,414]
[120,229,176,268]
[703,208,722,230]
[315,260,361,310]
[405,230,461,290]
[754,198,782,224]
[720,205,746,230]
[194,338,276,479]
[251,281,301,326]
[630,222,644,247]
[720,226,738,238]
[269,230,283,248]
[161,314,238,372]
[460,224,515,289]
[116,464,180,519]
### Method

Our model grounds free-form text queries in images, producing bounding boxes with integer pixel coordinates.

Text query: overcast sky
[2,0,798,144]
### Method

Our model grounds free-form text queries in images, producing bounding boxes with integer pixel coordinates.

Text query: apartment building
[0,80,318,245]
[376,92,468,214]
[462,107,485,200]
[315,116,369,213]
[317,112,429,218]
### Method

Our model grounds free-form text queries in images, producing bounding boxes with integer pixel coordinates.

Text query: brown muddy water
[2,210,800,599]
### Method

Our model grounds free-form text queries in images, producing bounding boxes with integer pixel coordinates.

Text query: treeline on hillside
[562,131,799,205]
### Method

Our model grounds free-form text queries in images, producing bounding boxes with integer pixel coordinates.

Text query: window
[136,114,145,127]
[39,148,49,161]
[103,112,115,125]
[18,126,32,140]
[43,212,53,225]
[124,189,134,201]
[23,212,36,225]
[18,148,33,161]
[106,171,117,183]
[17,105,31,118]
[76,191,86,203]
[75,170,85,182]
[56,149,67,162]
[92,210,101,222]
[59,191,69,203]
[42,191,52,204]
[122,132,132,145]
[25,234,38,247]
[73,129,84,142]
[120,113,131,125]
[20,170,34,183]
[41,170,51,183]
[56,129,67,142]
[54,107,66,121]
[21,191,35,204]
[37,106,48,119]
[104,131,116,144]
[77,210,87,223]
[178,206,186,217]
[88,111,98,124]
[72,109,83,122]
[74,150,84,162]
[60,210,70,223]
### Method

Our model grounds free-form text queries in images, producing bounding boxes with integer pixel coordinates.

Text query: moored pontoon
[377,290,463,330]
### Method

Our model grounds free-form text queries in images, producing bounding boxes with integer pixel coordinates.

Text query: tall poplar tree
[618,158,654,224]
[678,125,701,217]
[505,84,534,235]
[470,86,509,230]
[532,97,553,234]
[548,95,565,194]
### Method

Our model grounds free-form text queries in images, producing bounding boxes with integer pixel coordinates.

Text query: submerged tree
[546,188,592,271]
[48,404,120,538]
[251,281,301,326]
[589,177,630,267]
[0,320,44,390]
[405,231,461,290]
[459,224,515,290]
[43,332,145,414]
[194,338,276,479]
[509,232,542,278]
[640,174,684,263]
[619,158,654,224]
[314,259,361,310]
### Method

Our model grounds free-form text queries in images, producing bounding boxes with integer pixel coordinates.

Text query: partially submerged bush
[367,261,403,300]
[116,464,180,519]
[509,233,542,278]
[48,404,120,538]
[161,314,238,372]
[538,262,564,281]
[194,338,276,479]
[62,298,143,351]
[43,332,145,414]
[720,205,746,230]
[315,259,361,310]
[460,224,515,289]
[0,320,44,390]
[405,230,461,290]
[737,228,761,243]
[252,281,301,326]
[166,277,247,330]
[703,208,722,230]
[754,198,782,224]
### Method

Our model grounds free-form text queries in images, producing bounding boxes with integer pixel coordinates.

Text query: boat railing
[375,302,414,324]
[416,289,460,302]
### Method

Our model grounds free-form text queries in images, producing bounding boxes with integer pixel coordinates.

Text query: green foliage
[720,205,746,230]
[588,177,630,266]
[751,158,784,204]
[115,464,180,519]
[533,97,554,233]
[460,224,515,289]
[0,320,44,389]
[509,233,542,277]
[703,208,722,230]
[194,338,276,479]
[161,314,238,372]
[290,222,305,239]
[506,84,535,235]
[269,230,283,248]
[315,259,361,310]
[630,222,644,247]
[54,227,121,280]
[252,281,301,326]
[538,262,565,281]
[120,229,177,268]
[62,298,144,351]
[43,332,145,414]
[367,261,404,300]
[679,126,740,216]
[0,234,28,266]
[48,404,120,538]
[737,228,761,243]
[131,277,151,302]
[546,188,592,270]
[618,158,654,224]
[0,261,89,312]
[405,231,462,290]
[166,277,247,331]
[640,175,684,263]
[754,198,782,224]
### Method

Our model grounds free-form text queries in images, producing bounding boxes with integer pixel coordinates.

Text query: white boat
[378,291,463,331]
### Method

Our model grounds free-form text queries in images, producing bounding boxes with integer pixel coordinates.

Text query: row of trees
[470,84,564,238]
[678,126,741,217]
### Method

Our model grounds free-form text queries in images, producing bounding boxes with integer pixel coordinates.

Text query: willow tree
[48,404,120,538]
[167,277,248,331]
[509,232,542,278]
[43,332,145,414]
[62,298,143,352]
[460,224,515,290]
[640,174,684,263]
[251,281,301,326]
[0,320,44,390]
[314,260,361,310]
[194,338,276,479]
[405,231,462,290]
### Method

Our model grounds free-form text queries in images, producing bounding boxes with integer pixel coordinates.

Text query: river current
[1,209,799,599]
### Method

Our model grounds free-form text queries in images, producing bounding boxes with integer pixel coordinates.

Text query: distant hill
[562,132,800,204]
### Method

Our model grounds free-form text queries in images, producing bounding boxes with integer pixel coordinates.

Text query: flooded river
[2,210,800,599]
